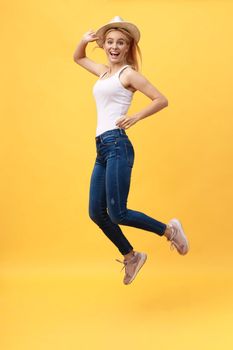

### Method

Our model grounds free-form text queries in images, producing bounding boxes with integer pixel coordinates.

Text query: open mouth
[110,52,120,58]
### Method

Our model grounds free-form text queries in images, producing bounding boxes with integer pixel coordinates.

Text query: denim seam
[124,142,130,167]
[124,141,134,168]
[116,154,123,221]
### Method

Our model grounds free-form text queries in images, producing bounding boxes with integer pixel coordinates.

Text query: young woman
[73,16,189,285]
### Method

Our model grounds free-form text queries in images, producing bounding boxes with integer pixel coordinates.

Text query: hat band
[105,26,132,37]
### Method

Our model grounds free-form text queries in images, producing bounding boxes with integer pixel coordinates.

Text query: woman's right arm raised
[73,30,108,77]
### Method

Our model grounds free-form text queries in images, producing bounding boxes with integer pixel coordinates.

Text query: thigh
[89,161,107,215]
[106,137,134,213]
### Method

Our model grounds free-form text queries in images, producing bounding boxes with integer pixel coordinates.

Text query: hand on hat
[82,30,99,44]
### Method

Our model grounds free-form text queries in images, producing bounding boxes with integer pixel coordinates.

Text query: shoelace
[169,240,179,251]
[167,225,178,251]
[115,254,136,272]
[115,259,127,272]
[167,224,185,252]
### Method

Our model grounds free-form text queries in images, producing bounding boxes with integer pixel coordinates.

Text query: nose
[111,42,117,49]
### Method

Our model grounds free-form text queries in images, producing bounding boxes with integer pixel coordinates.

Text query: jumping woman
[73,16,189,285]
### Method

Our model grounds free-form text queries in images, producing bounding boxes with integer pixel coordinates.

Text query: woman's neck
[107,62,128,74]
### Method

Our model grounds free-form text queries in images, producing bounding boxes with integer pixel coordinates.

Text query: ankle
[124,250,135,261]
[164,224,173,239]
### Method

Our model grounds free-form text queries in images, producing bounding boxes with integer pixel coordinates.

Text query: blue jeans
[88,128,167,255]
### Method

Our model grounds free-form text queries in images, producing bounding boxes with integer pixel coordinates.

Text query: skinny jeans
[88,128,167,255]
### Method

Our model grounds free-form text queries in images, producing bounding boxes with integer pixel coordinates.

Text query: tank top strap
[99,70,108,79]
[98,65,131,80]
[117,65,131,77]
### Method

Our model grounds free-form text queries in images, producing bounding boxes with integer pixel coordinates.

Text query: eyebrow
[106,37,126,41]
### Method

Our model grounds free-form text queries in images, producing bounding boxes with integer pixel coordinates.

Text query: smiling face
[103,30,130,65]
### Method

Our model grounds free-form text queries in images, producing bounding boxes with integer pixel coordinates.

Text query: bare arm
[116,68,168,130]
[73,30,108,77]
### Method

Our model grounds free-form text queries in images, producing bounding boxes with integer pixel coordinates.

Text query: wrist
[133,114,142,122]
[81,38,88,45]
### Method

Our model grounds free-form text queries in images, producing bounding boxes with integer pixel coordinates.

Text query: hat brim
[96,21,140,47]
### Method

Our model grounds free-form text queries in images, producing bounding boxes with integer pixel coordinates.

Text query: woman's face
[103,30,129,64]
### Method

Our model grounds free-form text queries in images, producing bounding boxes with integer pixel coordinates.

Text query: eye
[118,40,127,46]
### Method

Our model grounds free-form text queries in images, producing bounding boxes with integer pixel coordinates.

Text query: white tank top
[93,65,134,136]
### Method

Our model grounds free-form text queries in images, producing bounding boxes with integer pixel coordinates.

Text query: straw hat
[96,16,140,47]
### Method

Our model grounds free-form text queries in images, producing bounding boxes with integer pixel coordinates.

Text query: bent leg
[106,139,167,235]
[88,160,133,255]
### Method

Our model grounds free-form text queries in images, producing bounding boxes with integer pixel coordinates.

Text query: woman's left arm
[116,69,168,130]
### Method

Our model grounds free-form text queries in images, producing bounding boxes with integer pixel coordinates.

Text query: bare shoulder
[124,67,148,82]
[123,66,168,101]
[99,63,109,75]
[121,67,149,93]
[98,64,109,76]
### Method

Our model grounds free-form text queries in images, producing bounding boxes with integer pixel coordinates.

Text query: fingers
[116,116,138,130]
[88,29,98,36]
[83,30,99,42]
[115,115,125,125]
[116,118,130,129]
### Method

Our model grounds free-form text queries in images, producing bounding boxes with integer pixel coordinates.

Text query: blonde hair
[101,28,142,71]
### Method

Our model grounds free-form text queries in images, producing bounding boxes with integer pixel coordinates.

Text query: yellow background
[1,0,233,349]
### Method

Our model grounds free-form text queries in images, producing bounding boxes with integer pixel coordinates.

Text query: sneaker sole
[124,253,147,285]
[170,219,189,255]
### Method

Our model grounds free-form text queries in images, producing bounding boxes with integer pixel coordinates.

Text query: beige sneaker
[166,218,189,255]
[116,251,147,285]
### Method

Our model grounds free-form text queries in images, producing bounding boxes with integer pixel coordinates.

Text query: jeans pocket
[102,135,117,145]
[124,140,134,167]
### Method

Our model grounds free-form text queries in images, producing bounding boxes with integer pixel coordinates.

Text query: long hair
[101,28,142,71]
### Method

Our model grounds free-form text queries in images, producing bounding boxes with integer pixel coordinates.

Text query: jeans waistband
[95,128,127,144]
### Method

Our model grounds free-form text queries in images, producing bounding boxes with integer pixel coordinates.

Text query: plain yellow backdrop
[1,1,233,349]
